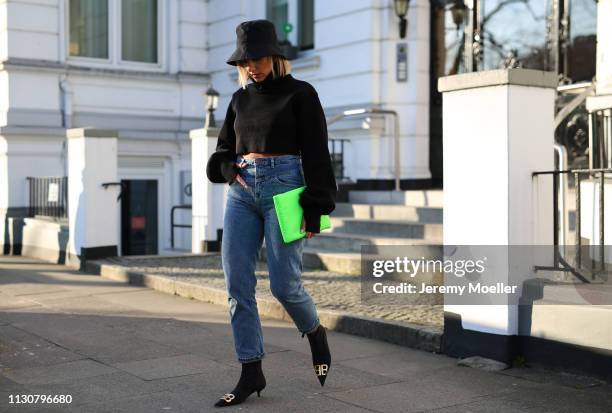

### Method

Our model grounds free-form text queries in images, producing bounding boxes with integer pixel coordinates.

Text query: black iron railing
[532,167,612,282]
[590,109,612,170]
[26,176,68,219]
[329,138,350,181]
[171,205,192,249]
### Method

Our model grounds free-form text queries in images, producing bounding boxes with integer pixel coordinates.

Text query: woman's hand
[232,173,249,189]
[301,217,315,239]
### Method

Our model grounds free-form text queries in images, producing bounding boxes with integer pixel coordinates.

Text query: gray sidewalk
[1,255,611,413]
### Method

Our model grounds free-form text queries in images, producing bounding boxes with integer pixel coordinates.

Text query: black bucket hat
[226,19,287,66]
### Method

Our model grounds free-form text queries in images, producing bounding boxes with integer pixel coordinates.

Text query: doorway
[120,179,158,255]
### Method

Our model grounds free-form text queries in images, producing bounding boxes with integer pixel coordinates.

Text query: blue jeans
[221,154,321,364]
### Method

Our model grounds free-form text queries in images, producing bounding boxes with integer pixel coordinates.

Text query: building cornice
[0,57,211,84]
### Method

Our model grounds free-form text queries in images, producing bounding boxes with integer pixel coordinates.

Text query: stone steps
[257,190,446,274]
[333,202,443,223]
[328,217,443,239]
[260,244,444,276]
[519,280,612,351]
[302,232,443,253]
[347,189,444,207]
[258,246,361,275]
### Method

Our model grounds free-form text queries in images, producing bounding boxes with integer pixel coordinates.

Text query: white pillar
[66,128,119,269]
[587,0,612,112]
[190,127,226,253]
[596,0,612,96]
[585,0,612,260]
[438,69,557,362]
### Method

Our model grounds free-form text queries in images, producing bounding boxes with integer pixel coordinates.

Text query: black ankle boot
[303,325,331,386]
[214,359,266,408]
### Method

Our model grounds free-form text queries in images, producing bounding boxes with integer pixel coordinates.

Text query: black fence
[532,167,612,283]
[329,138,350,181]
[26,176,68,219]
[590,109,612,169]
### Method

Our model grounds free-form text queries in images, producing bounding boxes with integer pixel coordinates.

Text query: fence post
[189,126,223,253]
[438,69,557,364]
[66,127,119,270]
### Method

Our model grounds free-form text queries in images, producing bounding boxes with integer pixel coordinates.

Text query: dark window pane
[266,0,289,42]
[69,0,108,58]
[482,0,551,71]
[568,0,596,82]
[122,0,158,63]
[431,2,469,77]
[298,0,314,50]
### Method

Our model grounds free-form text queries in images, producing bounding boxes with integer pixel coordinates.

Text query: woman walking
[205,19,337,408]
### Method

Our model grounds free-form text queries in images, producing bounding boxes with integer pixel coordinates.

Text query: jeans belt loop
[271,158,275,168]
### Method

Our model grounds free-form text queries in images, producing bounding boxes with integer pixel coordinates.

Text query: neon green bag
[273,186,331,243]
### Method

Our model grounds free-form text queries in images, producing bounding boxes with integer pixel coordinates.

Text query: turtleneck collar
[251,72,293,92]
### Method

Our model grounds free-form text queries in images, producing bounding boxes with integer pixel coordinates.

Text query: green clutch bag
[273,186,331,243]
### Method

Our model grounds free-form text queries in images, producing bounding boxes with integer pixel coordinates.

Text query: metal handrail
[554,144,569,248]
[171,205,192,249]
[326,108,401,191]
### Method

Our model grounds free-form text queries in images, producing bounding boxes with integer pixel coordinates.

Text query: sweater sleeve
[294,86,337,233]
[206,96,239,184]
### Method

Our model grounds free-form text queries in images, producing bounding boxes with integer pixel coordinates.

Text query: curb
[85,259,443,353]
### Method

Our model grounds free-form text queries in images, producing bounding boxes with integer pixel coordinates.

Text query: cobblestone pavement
[105,255,444,330]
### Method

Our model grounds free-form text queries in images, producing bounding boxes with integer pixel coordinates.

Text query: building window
[122,0,158,63]
[481,0,550,72]
[266,0,314,52]
[267,0,289,42]
[68,0,160,67]
[69,0,109,58]
[568,0,596,83]
[298,0,314,50]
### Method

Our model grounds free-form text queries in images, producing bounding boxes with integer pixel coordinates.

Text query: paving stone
[457,355,510,371]
[323,364,555,413]
[2,359,118,385]
[0,325,85,369]
[112,354,230,380]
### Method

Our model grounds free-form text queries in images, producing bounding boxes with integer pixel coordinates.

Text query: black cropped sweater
[205,72,337,233]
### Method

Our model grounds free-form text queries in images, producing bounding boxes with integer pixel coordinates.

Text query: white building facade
[1,0,433,256]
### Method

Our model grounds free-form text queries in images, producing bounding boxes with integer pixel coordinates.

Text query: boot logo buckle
[314,364,328,376]
[222,393,235,402]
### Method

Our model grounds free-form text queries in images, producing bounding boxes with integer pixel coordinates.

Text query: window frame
[63,0,166,72]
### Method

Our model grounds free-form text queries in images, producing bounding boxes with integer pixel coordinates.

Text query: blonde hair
[236,55,292,89]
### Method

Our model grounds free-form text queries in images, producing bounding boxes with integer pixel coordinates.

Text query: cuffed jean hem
[300,318,321,335]
[238,353,265,364]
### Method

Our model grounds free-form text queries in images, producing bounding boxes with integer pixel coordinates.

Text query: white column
[190,127,226,253]
[438,69,557,361]
[66,128,119,269]
[585,0,612,262]
[596,0,612,95]
[587,0,612,111]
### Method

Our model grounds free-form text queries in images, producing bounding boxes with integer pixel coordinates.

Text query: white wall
[2,0,435,253]
[578,179,612,266]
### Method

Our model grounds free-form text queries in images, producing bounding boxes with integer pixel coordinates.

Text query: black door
[121,180,158,255]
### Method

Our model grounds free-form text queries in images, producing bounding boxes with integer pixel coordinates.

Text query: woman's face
[239,56,273,82]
